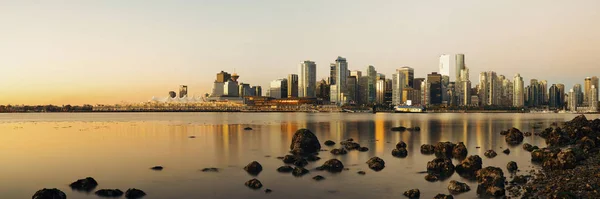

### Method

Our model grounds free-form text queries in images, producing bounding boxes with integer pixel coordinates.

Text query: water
[0,112,596,199]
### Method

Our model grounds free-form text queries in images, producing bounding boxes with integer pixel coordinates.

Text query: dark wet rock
[577,136,596,152]
[244,127,252,130]
[507,161,518,172]
[531,148,560,162]
[264,189,272,193]
[340,140,361,150]
[408,127,421,131]
[312,175,325,181]
[316,159,344,172]
[391,126,407,131]
[357,171,366,175]
[32,188,66,199]
[188,136,196,138]
[427,158,455,177]
[452,142,468,158]
[403,189,420,198]
[503,148,510,155]
[396,141,407,149]
[392,148,408,158]
[95,189,124,197]
[500,130,508,135]
[434,141,456,158]
[69,177,98,192]
[330,148,347,155]
[476,167,506,197]
[277,166,294,173]
[542,148,577,170]
[283,155,298,164]
[523,143,536,152]
[245,179,262,189]
[456,155,483,178]
[290,128,321,155]
[510,175,529,184]
[448,180,471,193]
[276,156,284,160]
[292,167,309,177]
[484,150,497,158]
[150,166,163,170]
[324,140,336,146]
[475,146,481,149]
[524,132,532,136]
[359,146,369,152]
[420,144,435,154]
[244,161,263,175]
[306,155,321,162]
[293,158,308,167]
[125,189,146,199]
[201,167,219,172]
[366,157,385,171]
[434,194,454,199]
[346,138,354,141]
[425,174,439,182]
[504,127,524,145]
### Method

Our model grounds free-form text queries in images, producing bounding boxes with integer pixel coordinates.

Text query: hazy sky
[1,0,599,105]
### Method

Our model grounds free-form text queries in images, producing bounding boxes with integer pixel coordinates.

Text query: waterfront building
[287,74,298,98]
[224,80,239,97]
[375,74,386,104]
[392,69,406,105]
[299,61,316,98]
[568,89,577,111]
[269,78,288,99]
[252,86,262,96]
[398,66,414,88]
[316,79,330,101]
[549,84,562,109]
[347,76,358,104]
[540,80,548,105]
[358,76,369,105]
[330,56,349,105]
[427,72,442,105]
[573,84,583,106]
[367,65,377,104]
[479,71,500,106]
[413,78,425,91]
[179,85,188,98]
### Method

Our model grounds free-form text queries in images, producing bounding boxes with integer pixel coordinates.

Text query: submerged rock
[312,175,325,181]
[245,179,263,189]
[504,127,524,145]
[32,188,66,199]
[434,194,454,199]
[476,167,506,197]
[324,140,336,146]
[484,150,497,158]
[201,167,219,172]
[421,144,435,154]
[357,171,366,175]
[150,166,163,171]
[425,174,439,182]
[427,158,455,177]
[434,142,456,158]
[507,161,518,172]
[523,143,536,152]
[264,189,272,193]
[292,167,309,177]
[358,146,369,152]
[403,189,420,198]
[391,126,407,131]
[290,129,321,155]
[366,157,385,171]
[244,161,263,175]
[503,148,510,155]
[392,148,408,158]
[125,188,146,199]
[244,127,253,130]
[69,177,98,192]
[448,180,471,193]
[396,141,407,149]
[452,142,468,158]
[95,189,124,197]
[316,159,344,172]
[293,158,308,167]
[277,166,294,173]
[456,155,483,178]
[283,155,297,164]
[330,148,347,155]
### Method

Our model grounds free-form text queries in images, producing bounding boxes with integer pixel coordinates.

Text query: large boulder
[434,142,456,158]
[542,148,577,170]
[403,189,420,198]
[290,129,321,155]
[427,158,455,177]
[504,127,524,145]
[421,144,435,154]
[392,148,408,158]
[476,167,506,197]
[366,157,385,171]
[506,161,518,172]
[455,155,482,178]
[69,177,98,192]
[316,159,344,172]
[245,179,262,189]
[32,188,66,199]
[125,188,146,199]
[452,142,468,158]
[448,180,471,193]
[95,189,124,197]
[244,161,263,175]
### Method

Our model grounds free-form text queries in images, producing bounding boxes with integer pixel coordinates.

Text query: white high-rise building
[392,70,406,105]
[513,74,524,107]
[330,56,349,105]
[299,60,316,98]
[591,85,598,111]
[439,54,450,77]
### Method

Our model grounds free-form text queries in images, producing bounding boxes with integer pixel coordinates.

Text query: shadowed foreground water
[0,112,596,199]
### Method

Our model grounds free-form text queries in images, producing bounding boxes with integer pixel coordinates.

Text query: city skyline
[2,0,600,105]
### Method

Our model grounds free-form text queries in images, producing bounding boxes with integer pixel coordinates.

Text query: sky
[1,0,599,105]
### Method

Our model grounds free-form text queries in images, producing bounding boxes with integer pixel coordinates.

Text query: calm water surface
[0,113,597,199]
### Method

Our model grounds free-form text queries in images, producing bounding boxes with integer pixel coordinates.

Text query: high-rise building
[169,91,176,98]
[421,80,429,105]
[392,70,406,105]
[427,72,443,105]
[269,78,288,99]
[549,84,561,109]
[358,76,369,105]
[479,72,500,106]
[439,54,450,77]
[329,63,336,85]
[500,76,513,107]
[316,79,330,101]
[413,78,425,90]
[299,61,316,98]
[216,71,232,83]
[347,76,358,104]
[455,54,465,81]
[513,74,524,107]
[350,70,362,79]
[287,74,298,98]
[179,85,188,98]
[441,75,450,104]
[586,77,600,106]
[527,79,542,107]
[557,84,565,108]
[375,74,386,104]
[367,65,377,104]
[591,85,598,111]
[224,80,239,97]
[330,57,349,105]
[568,88,577,111]
[573,84,583,106]
[385,79,393,105]
[593,77,599,105]
[398,67,414,88]
[252,86,262,96]
[239,83,252,97]
[540,80,548,105]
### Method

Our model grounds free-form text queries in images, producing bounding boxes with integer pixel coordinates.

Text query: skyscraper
[252,86,262,96]
[413,78,425,91]
[287,74,298,98]
[439,54,450,77]
[479,71,500,106]
[392,69,406,105]
[329,63,336,85]
[299,61,316,98]
[427,72,443,105]
[528,79,541,107]
[557,84,565,108]
[179,85,188,98]
[540,80,548,105]
[573,84,583,106]
[358,76,369,105]
[330,56,349,105]
[513,74,524,107]
[367,65,377,104]
[346,76,358,104]
[589,76,600,107]
[549,84,561,109]
[568,88,577,111]
[216,71,231,83]
[591,85,598,111]
[269,78,288,99]
[398,66,414,88]
[455,54,465,81]
[316,79,330,101]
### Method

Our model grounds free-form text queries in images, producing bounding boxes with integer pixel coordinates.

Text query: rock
[366,157,385,171]
[292,167,309,177]
[427,158,455,177]
[510,175,529,184]
[330,148,347,155]
[357,171,366,175]
[316,159,344,172]
[188,136,196,138]
[264,189,272,193]
[290,128,321,155]
[476,167,506,197]
[244,161,263,175]
[293,158,308,167]
[543,148,577,170]
[283,155,298,164]
[277,166,294,173]
[324,140,336,146]
[484,150,497,158]
[448,180,471,193]
[32,188,66,199]
[403,189,420,198]
[524,132,532,136]
[434,141,456,158]
[150,166,163,171]
[245,179,262,189]
[312,175,325,181]
[306,155,321,162]
[504,127,524,145]
[420,144,435,154]
[392,148,408,158]
[434,194,454,199]
[359,146,369,152]
[201,168,219,172]
[531,148,559,162]
[500,130,508,135]
[452,142,468,158]
[413,127,421,131]
[125,188,146,199]
[340,141,361,150]
[391,126,407,131]
[507,161,518,172]
[95,189,124,197]
[456,155,483,178]
[425,174,439,182]
[69,177,98,192]
[523,143,535,152]
[577,136,596,151]
[396,141,407,149]
[244,127,252,130]
[569,115,590,127]
[503,148,510,155]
